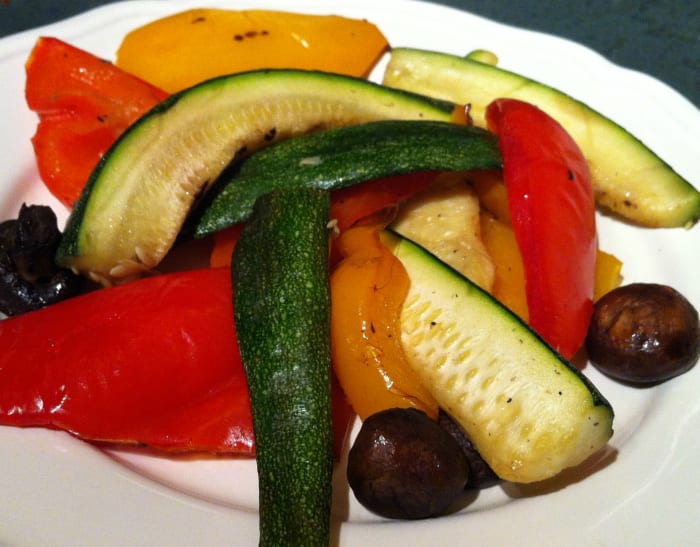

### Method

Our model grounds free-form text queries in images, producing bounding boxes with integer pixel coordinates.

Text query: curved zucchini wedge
[194,120,501,237]
[383,47,700,228]
[56,69,457,285]
[382,230,614,483]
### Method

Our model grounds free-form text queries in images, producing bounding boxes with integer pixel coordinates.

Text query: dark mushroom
[437,411,500,490]
[347,407,469,520]
[586,283,700,384]
[0,204,84,316]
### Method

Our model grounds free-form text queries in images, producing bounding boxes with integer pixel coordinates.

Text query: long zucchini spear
[232,186,333,546]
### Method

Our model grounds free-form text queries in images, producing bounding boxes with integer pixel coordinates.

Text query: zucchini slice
[232,187,333,545]
[383,230,614,483]
[383,47,700,228]
[194,120,501,237]
[56,69,457,285]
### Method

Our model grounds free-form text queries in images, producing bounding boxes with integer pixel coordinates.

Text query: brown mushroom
[586,283,699,384]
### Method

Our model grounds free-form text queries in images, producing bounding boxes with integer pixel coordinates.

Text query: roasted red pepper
[0,267,353,455]
[329,172,435,233]
[486,98,597,358]
[0,268,253,452]
[25,37,169,208]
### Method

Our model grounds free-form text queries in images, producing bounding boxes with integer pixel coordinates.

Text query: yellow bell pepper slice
[593,249,623,301]
[480,211,529,321]
[330,224,439,420]
[116,9,390,93]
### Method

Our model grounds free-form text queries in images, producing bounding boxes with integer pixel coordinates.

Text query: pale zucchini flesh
[383,47,700,228]
[382,230,613,483]
[390,171,495,291]
[56,69,456,285]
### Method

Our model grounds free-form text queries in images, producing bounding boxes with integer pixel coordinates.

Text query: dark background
[1,0,698,106]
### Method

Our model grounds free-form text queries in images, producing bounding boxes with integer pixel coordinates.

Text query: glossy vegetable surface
[0,265,353,456]
[0,204,83,316]
[385,230,613,483]
[486,98,597,359]
[391,172,495,291]
[474,172,622,318]
[347,407,468,519]
[331,224,439,419]
[55,69,457,285]
[194,120,500,238]
[25,37,168,208]
[0,268,254,453]
[208,173,436,268]
[384,47,700,228]
[586,283,700,384]
[116,9,389,93]
[330,172,435,234]
[26,13,387,211]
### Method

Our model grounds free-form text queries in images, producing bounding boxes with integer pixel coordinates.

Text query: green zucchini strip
[232,186,333,546]
[194,120,501,237]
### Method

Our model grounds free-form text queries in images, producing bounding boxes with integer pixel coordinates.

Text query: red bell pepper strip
[0,267,353,455]
[329,172,435,233]
[0,267,253,453]
[25,37,169,208]
[486,98,597,359]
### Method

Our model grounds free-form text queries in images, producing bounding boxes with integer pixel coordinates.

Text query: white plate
[1,1,699,545]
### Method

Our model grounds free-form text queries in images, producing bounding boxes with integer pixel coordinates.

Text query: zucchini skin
[194,120,502,237]
[232,187,332,546]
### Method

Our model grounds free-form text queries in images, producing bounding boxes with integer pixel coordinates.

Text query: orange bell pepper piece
[480,211,529,321]
[116,9,390,93]
[209,224,245,268]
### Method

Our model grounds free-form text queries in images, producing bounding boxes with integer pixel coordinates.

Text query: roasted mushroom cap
[347,407,469,519]
[586,283,700,384]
